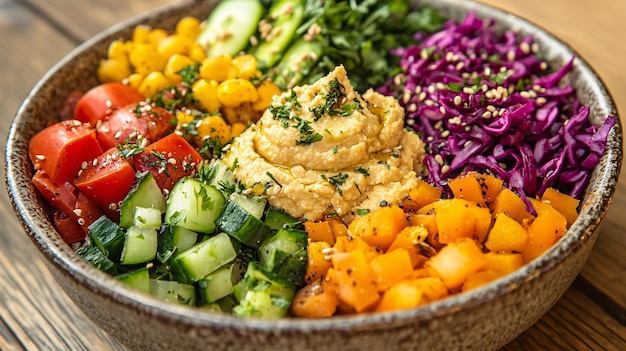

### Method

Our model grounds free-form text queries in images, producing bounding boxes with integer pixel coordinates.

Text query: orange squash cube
[370,249,414,291]
[428,238,488,289]
[485,212,529,252]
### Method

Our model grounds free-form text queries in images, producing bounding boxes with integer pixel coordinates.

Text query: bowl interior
[5,0,622,338]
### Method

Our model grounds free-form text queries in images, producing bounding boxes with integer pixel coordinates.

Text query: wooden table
[0,0,624,349]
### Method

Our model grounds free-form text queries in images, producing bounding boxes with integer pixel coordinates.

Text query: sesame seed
[441,164,450,174]
[73,209,82,216]
[406,119,415,126]
[520,91,531,99]
[463,87,475,95]
[435,82,445,90]
[427,85,436,94]
[242,188,253,195]
[424,99,435,106]
[418,92,427,101]
[420,48,430,60]
[434,121,443,130]
[531,43,539,53]
[486,105,496,112]
[272,185,281,195]
[35,154,45,161]
[440,130,450,138]
[427,136,434,141]
[167,158,176,165]
[407,103,417,112]
[536,97,547,105]
[439,106,447,115]
[455,62,465,71]
[108,203,117,210]
[414,85,422,94]
[540,62,547,70]
[484,67,492,76]
[114,131,122,139]
[92,158,98,167]
[482,111,492,119]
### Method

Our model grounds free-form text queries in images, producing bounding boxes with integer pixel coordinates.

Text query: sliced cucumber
[258,228,308,287]
[76,244,118,275]
[120,173,166,229]
[273,38,323,89]
[217,196,271,249]
[197,264,234,305]
[120,226,158,265]
[149,279,196,306]
[254,0,305,67]
[264,207,303,231]
[233,262,295,319]
[196,0,264,56]
[133,206,162,229]
[88,215,125,261]
[164,177,225,233]
[116,267,150,294]
[157,225,199,264]
[170,232,237,284]
[230,192,266,219]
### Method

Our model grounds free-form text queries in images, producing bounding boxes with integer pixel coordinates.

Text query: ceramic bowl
[5,0,623,350]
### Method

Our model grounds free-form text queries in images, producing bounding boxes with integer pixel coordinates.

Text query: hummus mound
[223,66,425,223]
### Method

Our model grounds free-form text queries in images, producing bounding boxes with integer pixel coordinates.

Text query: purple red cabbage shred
[377,11,616,212]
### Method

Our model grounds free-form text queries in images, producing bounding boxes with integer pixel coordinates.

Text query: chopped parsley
[321,173,349,196]
[310,78,361,120]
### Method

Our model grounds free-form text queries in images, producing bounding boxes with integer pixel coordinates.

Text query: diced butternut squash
[541,187,579,227]
[448,172,487,207]
[434,199,492,244]
[305,220,335,245]
[375,281,423,312]
[329,251,380,313]
[402,179,443,211]
[490,188,533,224]
[428,238,488,289]
[388,225,429,267]
[370,249,414,291]
[462,270,504,292]
[327,217,348,240]
[522,200,567,262]
[475,173,503,204]
[348,205,408,251]
[291,278,339,318]
[484,212,528,253]
[305,241,332,284]
[409,277,449,301]
[483,252,524,275]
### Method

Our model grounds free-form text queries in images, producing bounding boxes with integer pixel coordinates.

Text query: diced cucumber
[233,262,295,319]
[196,0,264,56]
[253,0,305,67]
[120,226,158,265]
[156,225,199,264]
[197,264,234,305]
[258,228,308,287]
[164,177,225,233]
[76,245,118,275]
[171,232,237,284]
[230,192,266,219]
[120,173,166,229]
[264,207,304,231]
[115,267,150,294]
[133,206,162,229]
[217,197,272,249]
[273,38,323,89]
[149,279,196,306]
[203,159,236,194]
[88,215,125,261]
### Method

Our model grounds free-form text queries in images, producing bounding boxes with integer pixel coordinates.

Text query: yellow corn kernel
[221,103,260,125]
[252,80,282,111]
[132,25,151,44]
[199,54,232,82]
[147,28,169,47]
[230,122,248,137]
[157,34,195,59]
[176,111,196,129]
[175,16,201,38]
[107,40,129,63]
[192,79,221,113]
[228,54,258,80]
[126,73,144,91]
[164,54,196,83]
[189,43,207,62]
[128,43,166,75]
[217,79,259,107]
[138,71,171,97]
[97,59,131,83]
[196,116,231,144]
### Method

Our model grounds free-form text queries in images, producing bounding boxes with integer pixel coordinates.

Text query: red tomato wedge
[32,171,105,240]
[53,210,87,244]
[133,133,202,191]
[74,148,136,221]
[96,103,175,150]
[74,83,145,126]
[28,120,103,185]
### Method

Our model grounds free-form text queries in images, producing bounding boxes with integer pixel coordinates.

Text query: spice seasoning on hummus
[223,65,426,222]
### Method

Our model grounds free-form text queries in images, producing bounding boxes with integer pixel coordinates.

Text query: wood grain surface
[0,0,624,350]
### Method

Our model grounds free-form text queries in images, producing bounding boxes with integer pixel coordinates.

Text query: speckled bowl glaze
[5,0,623,350]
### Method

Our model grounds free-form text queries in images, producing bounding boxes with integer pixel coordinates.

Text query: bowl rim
[5,0,623,332]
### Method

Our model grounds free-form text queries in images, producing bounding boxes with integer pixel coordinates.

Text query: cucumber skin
[164,178,226,234]
[216,199,272,249]
[254,0,305,67]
